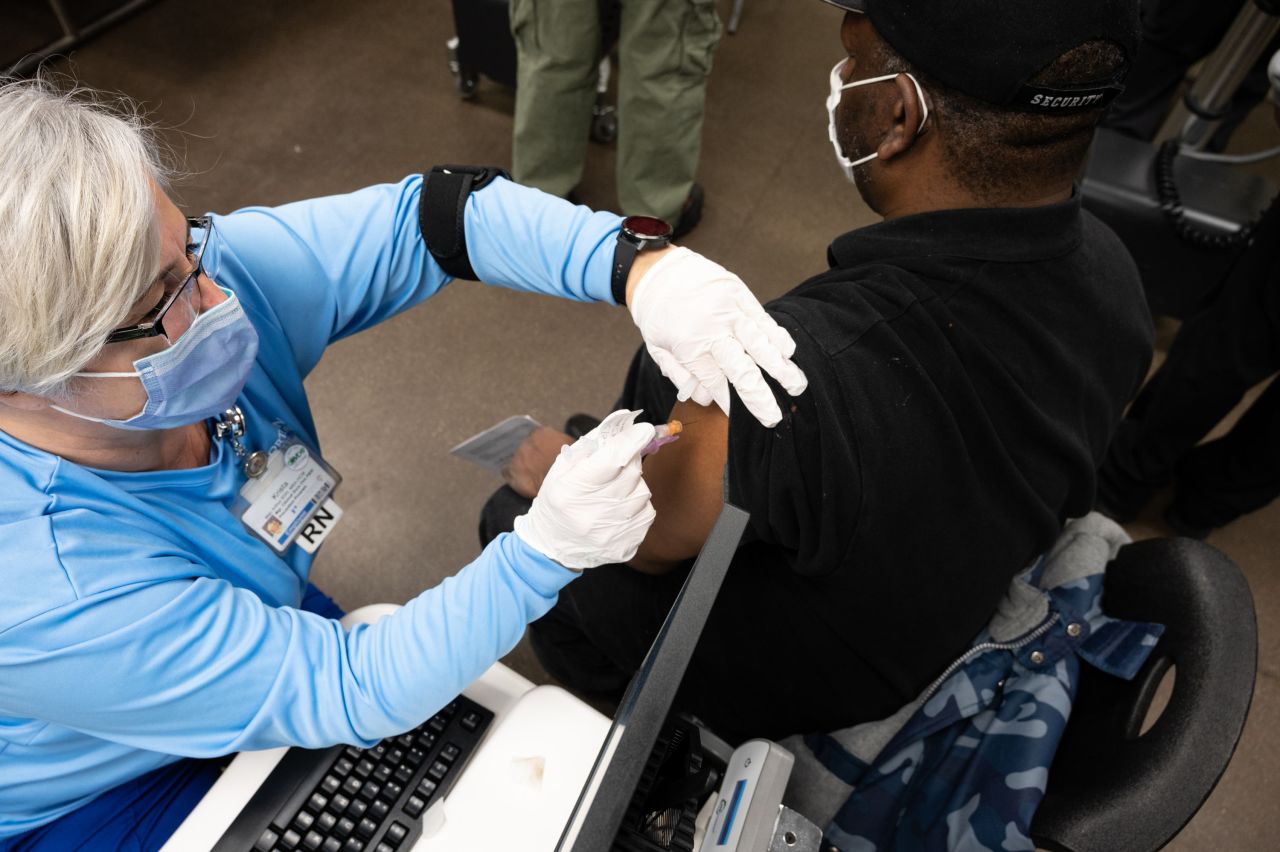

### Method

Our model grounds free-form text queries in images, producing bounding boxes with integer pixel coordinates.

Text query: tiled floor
[25,0,1278,848]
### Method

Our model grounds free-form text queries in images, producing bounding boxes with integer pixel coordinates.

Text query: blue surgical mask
[51,287,260,431]
[826,59,930,182]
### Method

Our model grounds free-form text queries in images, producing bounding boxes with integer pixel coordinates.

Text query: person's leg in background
[615,0,722,230]
[1097,198,1280,531]
[510,0,601,198]
[1167,375,1280,534]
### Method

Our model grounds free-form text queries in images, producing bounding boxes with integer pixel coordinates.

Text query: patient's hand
[504,427,574,498]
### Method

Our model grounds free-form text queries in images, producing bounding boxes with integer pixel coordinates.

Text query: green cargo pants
[510,0,722,224]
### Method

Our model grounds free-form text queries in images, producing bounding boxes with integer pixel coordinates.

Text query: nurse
[0,80,805,847]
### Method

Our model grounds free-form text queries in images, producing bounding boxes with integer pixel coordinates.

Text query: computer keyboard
[213,696,493,852]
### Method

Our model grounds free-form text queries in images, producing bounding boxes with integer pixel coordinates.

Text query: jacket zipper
[919,612,1062,705]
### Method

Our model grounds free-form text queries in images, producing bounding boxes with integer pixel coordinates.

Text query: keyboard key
[341,839,365,852]
[333,757,356,777]
[387,748,404,764]
[440,743,461,764]
[370,798,391,820]
[372,764,392,783]
[360,781,381,800]
[357,817,379,838]
[320,775,342,796]
[347,799,368,819]
[445,701,458,715]
[415,732,436,750]
[302,829,325,850]
[460,711,482,732]
[386,821,409,845]
[307,792,329,813]
[415,778,437,799]
[427,715,447,734]
[370,744,388,760]
[355,759,376,778]
[316,811,338,833]
[329,793,352,814]
[405,747,426,766]
[341,776,362,797]
[254,828,279,851]
[404,795,426,818]
[395,733,414,748]
[281,828,303,849]
[427,760,449,781]
[381,781,404,802]
[344,746,362,760]
[293,810,315,832]
[322,839,342,852]
[393,765,414,784]
[336,816,357,837]
[375,844,396,852]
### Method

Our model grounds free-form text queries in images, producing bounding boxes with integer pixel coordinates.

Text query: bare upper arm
[628,400,728,574]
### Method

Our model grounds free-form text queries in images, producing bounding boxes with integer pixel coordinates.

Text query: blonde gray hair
[0,76,171,396]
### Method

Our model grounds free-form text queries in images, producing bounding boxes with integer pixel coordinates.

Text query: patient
[481,0,1155,742]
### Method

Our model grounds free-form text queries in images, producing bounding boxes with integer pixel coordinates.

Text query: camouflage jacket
[780,513,1164,852]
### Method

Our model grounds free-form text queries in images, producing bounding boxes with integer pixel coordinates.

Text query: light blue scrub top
[0,175,623,837]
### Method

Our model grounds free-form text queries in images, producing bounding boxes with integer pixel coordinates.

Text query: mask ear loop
[902,72,930,135]
[834,71,931,167]
[840,72,929,132]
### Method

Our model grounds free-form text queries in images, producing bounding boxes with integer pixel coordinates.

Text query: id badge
[234,428,343,553]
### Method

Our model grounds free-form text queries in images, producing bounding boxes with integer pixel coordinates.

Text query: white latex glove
[628,246,809,428]
[514,410,657,569]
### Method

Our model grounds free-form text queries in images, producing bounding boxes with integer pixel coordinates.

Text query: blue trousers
[2,585,345,852]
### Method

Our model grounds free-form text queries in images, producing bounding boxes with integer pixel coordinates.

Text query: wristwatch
[611,215,673,305]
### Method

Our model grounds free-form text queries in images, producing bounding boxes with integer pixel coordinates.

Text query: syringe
[641,420,683,457]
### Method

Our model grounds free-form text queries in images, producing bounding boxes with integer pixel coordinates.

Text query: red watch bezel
[621,215,673,243]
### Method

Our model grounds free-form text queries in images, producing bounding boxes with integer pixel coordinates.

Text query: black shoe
[672,183,704,240]
[1162,501,1214,540]
[1094,460,1159,523]
[564,413,601,439]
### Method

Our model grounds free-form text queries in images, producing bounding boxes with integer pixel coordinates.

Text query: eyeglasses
[104,216,213,345]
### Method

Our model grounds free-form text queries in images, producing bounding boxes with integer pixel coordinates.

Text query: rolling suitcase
[447,0,518,94]
[446,0,620,143]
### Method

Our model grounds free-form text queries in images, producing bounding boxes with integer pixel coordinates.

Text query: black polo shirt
[726,194,1153,712]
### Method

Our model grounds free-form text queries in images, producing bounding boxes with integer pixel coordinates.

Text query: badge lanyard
[216,406,345,554]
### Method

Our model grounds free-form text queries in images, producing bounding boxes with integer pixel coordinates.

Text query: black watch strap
[611,237,641,306]
[420,165,510,281]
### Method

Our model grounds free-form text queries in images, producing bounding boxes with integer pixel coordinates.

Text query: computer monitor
[554,503,750,852]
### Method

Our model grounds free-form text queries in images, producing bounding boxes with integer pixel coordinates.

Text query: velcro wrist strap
[420,165,510,281]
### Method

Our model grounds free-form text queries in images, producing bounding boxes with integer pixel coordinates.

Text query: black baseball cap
[820,0,1139,114]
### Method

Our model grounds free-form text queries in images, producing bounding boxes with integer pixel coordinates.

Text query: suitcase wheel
[456,71,479,99]
[591,105,617,144]
[446,36,479,100]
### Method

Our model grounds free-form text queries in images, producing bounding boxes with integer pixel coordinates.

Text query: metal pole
[1175,0,1280,149]
[5,0,161,78]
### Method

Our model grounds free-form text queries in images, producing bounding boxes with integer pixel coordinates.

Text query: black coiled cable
[1155,139,1258,250]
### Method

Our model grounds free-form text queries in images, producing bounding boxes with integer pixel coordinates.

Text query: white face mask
[826,59,930,182]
